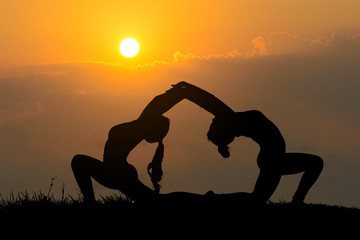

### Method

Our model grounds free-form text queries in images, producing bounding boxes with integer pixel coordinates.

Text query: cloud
[136,49,243,68]
[246,31,360,57]
[310,32,360,47]
[0,102,46,125]
[0,65,69,79]
[267,32,299,47]
[247,36,268,57]
[138,31,360,67]
[310,32,360,55]
[246,32,302,57]
[137,32,301,67]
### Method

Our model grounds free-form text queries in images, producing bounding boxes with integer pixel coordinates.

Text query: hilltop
[0,192,358,236]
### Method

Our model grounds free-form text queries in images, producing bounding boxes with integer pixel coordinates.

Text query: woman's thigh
[73,155,130,189]
[281,153,321,175]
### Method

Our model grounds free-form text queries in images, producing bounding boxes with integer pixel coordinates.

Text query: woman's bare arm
[139,87,186,118]
[174,82,235,117]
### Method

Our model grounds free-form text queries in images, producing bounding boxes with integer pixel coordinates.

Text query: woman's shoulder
[237,110,265,117]
[108,120,138,137]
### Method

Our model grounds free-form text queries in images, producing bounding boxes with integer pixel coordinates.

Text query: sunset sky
[1,0,360,207]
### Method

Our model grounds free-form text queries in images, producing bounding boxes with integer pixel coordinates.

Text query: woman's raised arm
[174,82,235,117]
[139,87,186,119]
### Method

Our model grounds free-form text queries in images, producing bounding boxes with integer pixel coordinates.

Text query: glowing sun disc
[120,38,139,57]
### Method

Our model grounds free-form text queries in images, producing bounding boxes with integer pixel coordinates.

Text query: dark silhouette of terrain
[0,192,358,237]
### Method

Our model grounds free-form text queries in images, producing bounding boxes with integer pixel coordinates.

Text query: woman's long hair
[147,141,164,193]
[142,115,169,193]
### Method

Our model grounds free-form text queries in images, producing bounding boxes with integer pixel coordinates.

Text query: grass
[0,187,133,216]
[1,189,358,218]
[0,180,359,235]
[1,192,358,236]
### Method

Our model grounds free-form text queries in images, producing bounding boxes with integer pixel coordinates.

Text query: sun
[120,38,140,58]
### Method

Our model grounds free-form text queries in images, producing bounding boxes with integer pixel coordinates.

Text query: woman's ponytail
[147,141,164,194]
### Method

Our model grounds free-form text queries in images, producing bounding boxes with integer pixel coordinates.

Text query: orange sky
[1,0,360,67]
[1,1,360,207]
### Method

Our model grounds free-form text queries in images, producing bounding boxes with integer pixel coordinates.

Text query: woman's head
[207,117,236,158]
[142,115,170,143]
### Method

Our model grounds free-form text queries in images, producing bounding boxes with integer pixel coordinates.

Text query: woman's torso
[102,120,156,200]
[237,111,286,169]
[103,120,143,165]
[237,110,285,151]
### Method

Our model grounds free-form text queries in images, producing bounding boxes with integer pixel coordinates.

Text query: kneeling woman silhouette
[170,81,324,204]
[71,87,210,204]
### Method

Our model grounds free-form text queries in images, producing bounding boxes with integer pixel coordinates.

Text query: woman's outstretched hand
[171,81,188,88]
[166,81,189,93]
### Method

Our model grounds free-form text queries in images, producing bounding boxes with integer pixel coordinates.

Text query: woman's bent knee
[313,155,324,172]
[71,154,87,171]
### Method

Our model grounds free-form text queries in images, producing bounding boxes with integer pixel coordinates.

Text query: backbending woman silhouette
[71,85,217,204]
[169,81,324,204]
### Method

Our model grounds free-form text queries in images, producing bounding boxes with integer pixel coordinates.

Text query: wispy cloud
[0,102,46,125]
[309,32,360,56]
[310,32,360,47]
[246,31,360,57]
[140,31,360,65]
[136,49,243,68]
[247,36,268,57]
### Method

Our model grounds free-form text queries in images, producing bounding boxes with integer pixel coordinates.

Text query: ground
[0,193,359,236]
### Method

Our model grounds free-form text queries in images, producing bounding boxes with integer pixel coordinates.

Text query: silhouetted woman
[71,87,206,204]
[170,82,324,204]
